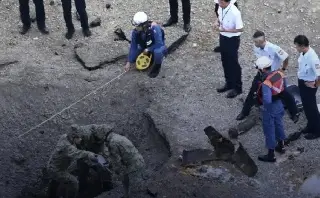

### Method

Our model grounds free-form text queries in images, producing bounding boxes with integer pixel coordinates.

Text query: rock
[54,52,59,55]
[192,43,197,48]
[0,60,18,68]
[11,153,26,165]
[106,3,111,9]
[49,0,54,6]
[75,28,188,70]
[300,171,320,196]
[228,107,259,139]
[90,17,101,28]
[297,147,304,153]
[74,39,128,70]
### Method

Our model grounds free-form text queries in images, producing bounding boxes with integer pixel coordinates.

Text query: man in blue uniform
[294,35,320,140]
[124,12,167,78]
[255,56,286,162]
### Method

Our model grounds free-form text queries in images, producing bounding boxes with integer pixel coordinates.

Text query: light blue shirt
[254,41,289,71]
[297,47,320,81]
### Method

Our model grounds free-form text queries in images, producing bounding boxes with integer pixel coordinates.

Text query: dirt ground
[1,0,320,198]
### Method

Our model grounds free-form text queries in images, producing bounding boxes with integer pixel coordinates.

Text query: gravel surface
[0,0,320,198]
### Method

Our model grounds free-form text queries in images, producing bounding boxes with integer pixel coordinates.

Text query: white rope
[16,71,127,139]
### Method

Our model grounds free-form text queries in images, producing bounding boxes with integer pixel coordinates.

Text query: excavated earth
[1,0,320,198]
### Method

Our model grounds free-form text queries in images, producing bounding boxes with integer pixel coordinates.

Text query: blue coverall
[261,80,286,149]
[128,24,167,65]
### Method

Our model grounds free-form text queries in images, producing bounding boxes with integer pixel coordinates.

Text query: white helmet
[255,56,272,69]
[132,12,148,26]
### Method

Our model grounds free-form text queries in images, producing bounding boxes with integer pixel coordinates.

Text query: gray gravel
[0,0,320,197]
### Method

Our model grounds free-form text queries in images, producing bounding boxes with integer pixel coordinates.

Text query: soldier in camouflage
[105,130,146,198]
[46,130,97,198]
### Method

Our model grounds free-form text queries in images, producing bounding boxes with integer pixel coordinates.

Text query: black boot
[258,149,276,162]
[65,28,75,39]
[217,84,232,93]
[183,23,191,32]
[20,25,31,35]
[214,46,221,53]
[82,28,92,37]
[275,141,285,154]
[236,111,249,121]
[38,26,49,34]
[148,64,162,78]
[226,89,242,98]
[163,17,178,27]
[290,113,300,123]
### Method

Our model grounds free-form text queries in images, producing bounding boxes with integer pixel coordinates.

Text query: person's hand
[213,21,220,30]
[124,62,131,72]
[219,27,226,32]
[143,49,149,55]
[305,81,316,88]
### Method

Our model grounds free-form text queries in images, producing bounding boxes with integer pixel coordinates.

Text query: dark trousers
[19,0,46,28]
[61,0,89,30]
[241,72,299,117]
[298,79,320,134]
[169,0,191,24]
[220,34,242,91]
[215,2,238,17]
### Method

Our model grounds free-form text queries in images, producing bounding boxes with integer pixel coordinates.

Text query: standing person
[255,56,286,162]
[236,31,300,123]
[60,0,91,39]
[294,35,320,140]
[162,0,191,32]
[215,0,244,98]
[213,0,238,52]
[18,0,49,35]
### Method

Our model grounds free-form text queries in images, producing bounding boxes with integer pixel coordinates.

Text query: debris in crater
[106,3,111,9]
[90,17,101,28]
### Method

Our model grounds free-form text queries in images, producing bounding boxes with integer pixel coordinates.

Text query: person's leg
[236,72,260,120]
[74,0,91,37]
[148,46,166,78]
[258,112,276,162]
[274,110,286,153]
[61,0,75,39]
[226,36,242,98]
[33,0,47,32]
[217,36,233,92]
[19,0,31,34]
[182,0,191,32]
[163,0,178,27]
[281,78,299,123]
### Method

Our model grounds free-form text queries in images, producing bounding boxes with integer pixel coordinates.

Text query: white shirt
[297,47,320,81]
[218,3,243,37]
[215,0,237,4]
[253,41,289,71]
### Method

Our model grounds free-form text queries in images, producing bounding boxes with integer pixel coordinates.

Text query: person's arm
[146,25,164,53]
[274,46,289,70]
[220,11,243,33]
[310,58,320,87]
[128,30,139,64]
[66,144,95,161]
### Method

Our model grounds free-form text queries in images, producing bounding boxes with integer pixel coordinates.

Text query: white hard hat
[255,56,272,69]
[132,12,148,26]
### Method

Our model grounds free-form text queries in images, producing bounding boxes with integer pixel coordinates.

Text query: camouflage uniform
[105,132,145,183]
[47,134,96,198]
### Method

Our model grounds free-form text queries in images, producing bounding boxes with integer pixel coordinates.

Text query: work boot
[290,113,300,123]
[20,25,31,35]
[236,112,248,121]
[38,26,49,34]
[214,46,221,53]
[183,23,191,32]
[82,28,92,37]
[217,84,232,93]
[275,140,285,154]
[226,89,242,98]
[258,149,276,162]
[304,133,320,140]
[148,64,162,78]
[65,28,75,39]
[163,17,178,27]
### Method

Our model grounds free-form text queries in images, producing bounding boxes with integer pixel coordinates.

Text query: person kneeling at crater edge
[124,12,168,78]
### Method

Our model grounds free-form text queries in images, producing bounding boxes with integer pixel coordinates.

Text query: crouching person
[47,130,97,198]
[255,56,286,162]
[124,12,167,78]
[105,130,146,198]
